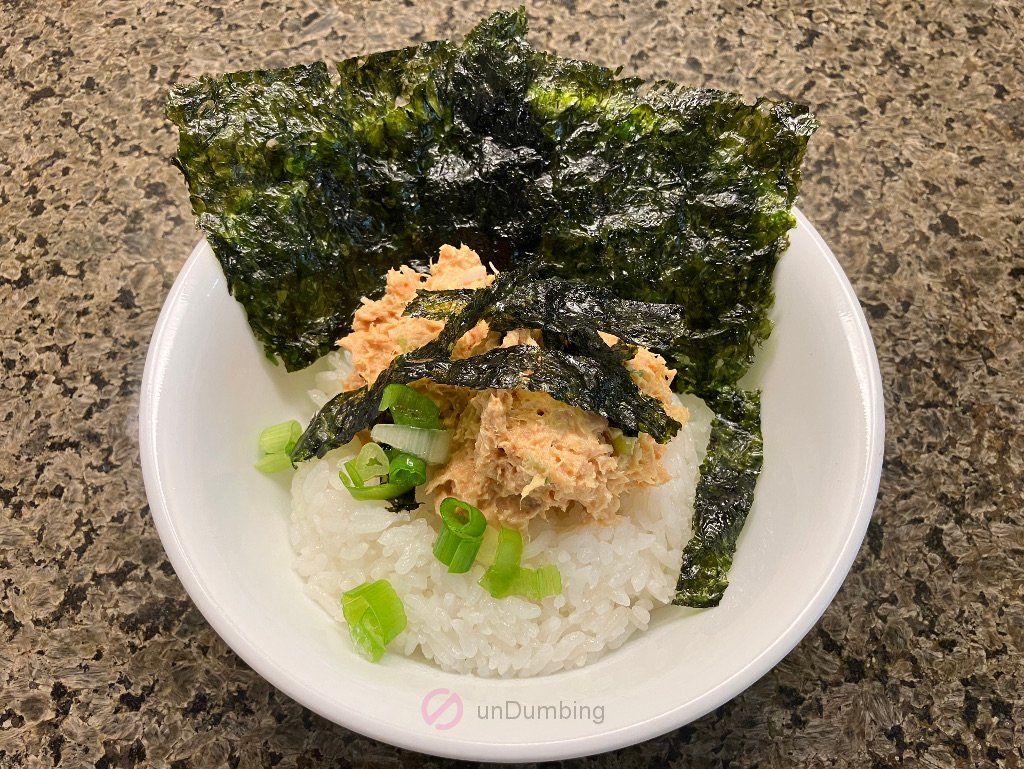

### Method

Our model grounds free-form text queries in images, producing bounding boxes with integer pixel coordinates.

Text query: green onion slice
[478,527,524,597]
[611,432,637,457]
[340,442,390,489]
[509,564,562,600]
[342,457,363,488]
[340,446,426,501]
[370,423,451,465]
[254,452,293,474]
[341,579,408,663]
[344,482,411,501]
[259,419,303,454]
[433,497,487,573]
[355,442,389,481]
[388,451,427,489]
[475,525,500,567]
[255,420,303,473]
[378,383,440,429]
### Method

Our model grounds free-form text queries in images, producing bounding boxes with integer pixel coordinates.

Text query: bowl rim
[139,208,884,761]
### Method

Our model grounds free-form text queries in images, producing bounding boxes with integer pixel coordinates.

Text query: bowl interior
[140,211,883,762]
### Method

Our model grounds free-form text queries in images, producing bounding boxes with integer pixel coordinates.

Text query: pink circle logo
[421,688,463,730]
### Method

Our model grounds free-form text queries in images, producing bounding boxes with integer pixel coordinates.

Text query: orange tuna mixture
[334,245,688,527]
[338,244,494,390]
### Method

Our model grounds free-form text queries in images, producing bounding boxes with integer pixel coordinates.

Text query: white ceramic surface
[140,209,884,762]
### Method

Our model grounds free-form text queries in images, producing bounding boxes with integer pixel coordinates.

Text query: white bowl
[140,209,883,762]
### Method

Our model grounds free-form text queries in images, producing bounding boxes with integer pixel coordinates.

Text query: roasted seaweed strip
[405,271,745,366]
[672,388,764,608]
[290,344,680,463]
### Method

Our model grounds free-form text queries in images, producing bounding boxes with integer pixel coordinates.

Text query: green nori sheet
[168,7,811,608]
[290,344,681,463]
[672,388,764,607]
[167,8,815,393]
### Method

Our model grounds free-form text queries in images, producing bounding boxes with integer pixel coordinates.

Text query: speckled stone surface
[1,0,1022,766]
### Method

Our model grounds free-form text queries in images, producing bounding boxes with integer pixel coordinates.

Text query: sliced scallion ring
[475,525,500,568]
[344,482,411,501]
[254,452,293,474]
[378,383,440,429]
[341,579,408,662]
[370,423,451,465]
[388,451,427,489]
[509,563,562,600]
[611,432,637,456]
[255,419,303,474]
[340,446,426,501]
[478,526,524,598]
[341,457,363,488]
[258,419,303,454]
[432,497,487,573]
[355,442,389,480]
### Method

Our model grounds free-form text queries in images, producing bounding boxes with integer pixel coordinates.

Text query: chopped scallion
[370,423,451,465]
[475,526,562,600]
[509,563,562,600]
[610,434,634,456]
[343,481,411,501]
[341,579,407,662]
[340,445,426,501]
[388,451,427,489]
[342,457,364,487]
[354,442,389,481]
[478,527,523,598]
[378,383,440,429]
[255,420,302,473]
[475,525,500,568]
[254,452,293,474]
[259,421,300,453]
[433,498,487,573]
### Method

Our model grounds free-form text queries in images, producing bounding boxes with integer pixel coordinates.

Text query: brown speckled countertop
[1,1,1022,767]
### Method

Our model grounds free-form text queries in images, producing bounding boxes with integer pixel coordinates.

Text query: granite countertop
[1,1,1021,766]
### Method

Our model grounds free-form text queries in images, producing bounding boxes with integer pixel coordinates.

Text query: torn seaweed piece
[167,8,815,390]
[405,271,746,365]
[290,344,680,463]
[672,387,763,608]
[405,272,646,363]
[385,487,421,513]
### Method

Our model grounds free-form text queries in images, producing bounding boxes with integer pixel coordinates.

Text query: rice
[290,352,711,677]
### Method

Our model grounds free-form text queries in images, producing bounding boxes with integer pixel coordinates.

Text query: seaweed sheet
[168,8,811,608]
[405,271,743,360]
[167,8,815,394]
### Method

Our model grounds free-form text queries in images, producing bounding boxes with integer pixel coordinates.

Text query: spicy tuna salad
[342,244,688,528]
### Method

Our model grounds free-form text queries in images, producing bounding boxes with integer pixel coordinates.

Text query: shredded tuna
[337,244,492,389]
[336,244,688,527]
[426,388,671,526]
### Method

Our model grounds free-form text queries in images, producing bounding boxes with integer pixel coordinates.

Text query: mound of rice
[289,352,711,677]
